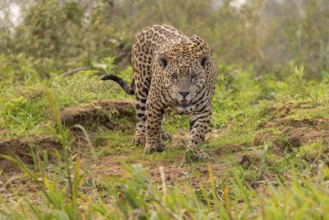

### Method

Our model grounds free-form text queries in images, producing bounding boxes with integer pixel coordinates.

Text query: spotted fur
[102,24,217,161]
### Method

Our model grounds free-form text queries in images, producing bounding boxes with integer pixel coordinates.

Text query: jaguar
[102,24,217,161]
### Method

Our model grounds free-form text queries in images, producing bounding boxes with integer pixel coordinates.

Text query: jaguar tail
[101,74,135,95]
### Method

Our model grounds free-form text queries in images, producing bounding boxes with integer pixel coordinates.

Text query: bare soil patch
[94,153,229,188]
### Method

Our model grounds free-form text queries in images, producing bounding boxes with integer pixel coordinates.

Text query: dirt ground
[1,100,328,204]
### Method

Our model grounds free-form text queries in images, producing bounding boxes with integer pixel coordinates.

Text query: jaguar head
[158,51,210,112]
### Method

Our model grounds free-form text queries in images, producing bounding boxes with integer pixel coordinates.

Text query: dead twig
[62,67,92,77]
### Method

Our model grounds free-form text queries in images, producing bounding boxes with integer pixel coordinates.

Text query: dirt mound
[0,100,135,173]
[254,102,329,153]
[0,136,59,173]
[60,99,135,128]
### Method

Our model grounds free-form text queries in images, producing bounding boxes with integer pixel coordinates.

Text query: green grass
[1,60,329,219]
[0,70,132,139]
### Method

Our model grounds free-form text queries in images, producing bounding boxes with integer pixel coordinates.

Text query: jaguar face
[158,52,210,112]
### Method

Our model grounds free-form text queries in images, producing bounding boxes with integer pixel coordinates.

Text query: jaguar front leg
[186,107,212,162]
[132,92,148,146]
[145,100,166,153]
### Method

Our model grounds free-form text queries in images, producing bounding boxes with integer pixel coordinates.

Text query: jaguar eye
[191,73,197,79]
[171,72,177,79]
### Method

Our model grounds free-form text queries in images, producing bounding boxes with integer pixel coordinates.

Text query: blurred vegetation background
[0,0,329,79]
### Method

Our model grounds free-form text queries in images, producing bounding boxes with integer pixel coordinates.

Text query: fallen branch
[62,67,92,77]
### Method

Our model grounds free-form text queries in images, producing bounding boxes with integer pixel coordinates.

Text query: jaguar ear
[200,53,210,69]
[158,53,169,69]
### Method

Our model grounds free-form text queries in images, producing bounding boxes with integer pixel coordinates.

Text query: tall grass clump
[261,164,329,219]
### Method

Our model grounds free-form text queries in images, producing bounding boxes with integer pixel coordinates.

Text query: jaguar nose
[179,91,190,98]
